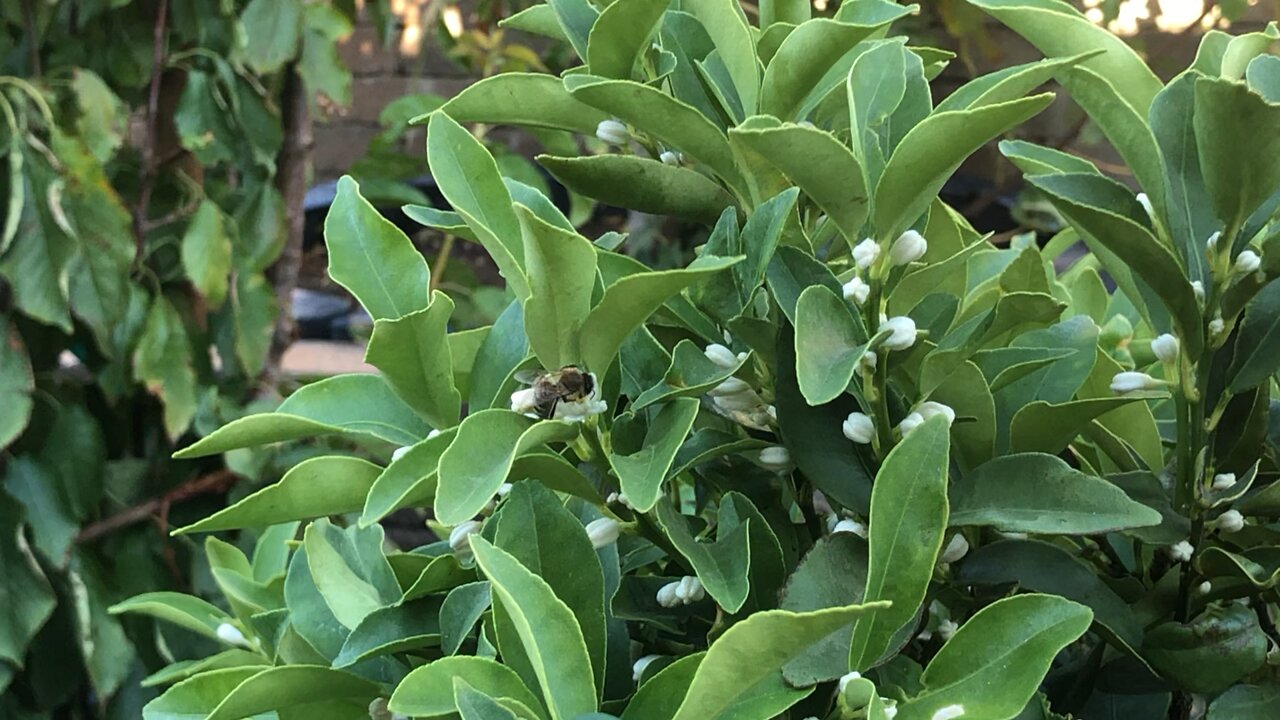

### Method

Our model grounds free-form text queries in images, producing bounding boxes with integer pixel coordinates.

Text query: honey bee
[514,365,597,419]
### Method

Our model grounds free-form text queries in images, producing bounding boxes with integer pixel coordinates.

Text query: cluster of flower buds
[656,576,705,607]
[704,351,775,430]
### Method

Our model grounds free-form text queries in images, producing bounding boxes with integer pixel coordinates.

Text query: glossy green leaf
[174,456,382,534]
[472,537,596,719]
[874,94,1054,240]
[655,499,751,613]
[999,139,1100,176]
[366,291,461,429]
[950,453,1161,534]
[199,666,380,720]
[0,493,54,665]
[142,668,261,720]
[1150,73,1216,285]
[937,53,1096,113]
[898,594,1092,720]
[1144,603,1267,694]
[538,154,736,224]
[669,603,889,720]
[175,374,431,458]
[441,582,491,655]
[849,415,950,671]
[586,0,670,80]
[760,19,888,121]
[325,176,431,320]
[436,409,579,525]
[633,340,747,410]
[794,285,870,405]
[454,678,526,720]
[1198,547,1280,589]
[681,0,758,114]
[519,206,598,369]
[334,598,442,667]
[610,398,700,512]
[1194,75,1280,230]
[1247,54,1280,101]
[140,650,270,689]
[759,0,809,26]
[547,0,599,57]
[1208,683,1280,719]
[391,656,545,719]
[1009,396,1156,456]
[579,254,741,373]
[108,592,232,640]
[240,0,303,73]
[303,519,401,631]
[360,428,457,526]
[436,73,609,134]
[0,319,34,450]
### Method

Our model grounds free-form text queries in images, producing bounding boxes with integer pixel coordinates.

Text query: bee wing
[514,368,546,385]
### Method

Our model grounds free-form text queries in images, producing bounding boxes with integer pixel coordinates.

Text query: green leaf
[898,594,1092,720]
[1144,603,1268,694]
[325,176,432,320]
[794,285,870,405]
[0,308,34,452]
[472,537,596,720]
[681,0,759,114]
[728,122,868,242]
[1009,396,1156,456]
[5,457,76,564]
[427,113,529,300]
[579,254,741,373]
[780,534,870,686]
[538,154,736,224]
[955,539,1144,653]
[143,668,261,720]
[1028,173,1202,355]
[609,398,700,512]
[950,453,1161,534]
[1194,75,1280,230]
[1247,55,1280,101]
[655,499,751,613]
[633,340,747,410]
[759,0,809,26]
[0,492,56,666]
[1208,683,1280,719]
[133,296,197,440]
[586,0,670,80]
[232,273,277,377]
[566,77,745,195]
[964,0,1162,115]
[303,519,401,630]
[441,582,491,655]
[334,598,442,667]
[391,656,545,720]
[760,19,890,122]
[435,410,579,525]
[547,0,599,57]
[936,53,1097,113]
[850,415,951,671]
[766,245,843,325]
[366,292,461,429]
[300,4,353,105]
[360,428,458,526]
[174,373,431,458]
[873,94,1054,240]
[999,139,1100,176]
[201,666,380,720]
[669,604,889,720]
[173,457,382,534]
[1198,547,1280,589]
[108,592,232,640]
[1150,73,1217,285]
[140,650,270,689]
[240,0,303,73]
[519,207,598,369]
[454,678,523,720]
[436,73,610,134]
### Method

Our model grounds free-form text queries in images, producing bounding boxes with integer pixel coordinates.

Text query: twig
[75,468,237,544]
[132,0,170,267]
[22,0,40,77]
[430,234,456,292]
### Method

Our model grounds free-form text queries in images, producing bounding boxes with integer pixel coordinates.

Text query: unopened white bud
[585,518,621,549]
[1167,539,1194,562]
[215,622,250,648]
[633,654,661,683]
[1209,315,1225,336]
[391,446,411,463]
[1197,581,1212,595]
[704,343,739,369]
[932,705,966,720]
[842,276,870,305]
[708,376,751,397]
[656,581,680,608]
[1191,280,1205,303]
[883,702,899,720]
[449,520,482,564]
[898,411,925,436]
[758,446,791,470]
[853,239,881,269]
[940,534,969,564]
[1235,250,1262,274]
[596,119,629,145]
[832,519,868,538]
[1136,192,1154,220]
[860,351,877,372]
[1151,333,1179,364]
[427,428,443,440]
[1212,473,1237,491]
[765,405,777,422]
[842,412,875,444]
[916,401,956,426]
[837,671,862,694]
[937,619,959,642]
[1206,231,1221,252]
[659,150,682,166]
[675,575,705,603]
[889,230,928,266]
[607,491,634,510]
[878,315,917,351]
[1110,371,1163,395]
[1214,509,1245,533]
[496,483,513,498]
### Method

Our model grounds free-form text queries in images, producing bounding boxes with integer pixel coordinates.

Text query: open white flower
[853,239,881,269]
[585,518,621,549]
[758,446,792,470]
[449,520,483,564]
[1211,473,1237,491]
[1235,250,1262,274]
[1151,333,1179,364]
[937,619,959,642]
[596,119,629,145]
[510,388,539,416]
[842,276,870,305]
[1167,539,1195,562]
[842,412,875,444]
[633,654,662,683]
[1213,509,1245,533]
[883,701,899,720]
[940,534,969,564]
[878,315,917,351]
[890,229,928,266]
[1110,371,1163,395]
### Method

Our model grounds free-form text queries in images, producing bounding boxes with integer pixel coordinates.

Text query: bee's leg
[543,399,559,420]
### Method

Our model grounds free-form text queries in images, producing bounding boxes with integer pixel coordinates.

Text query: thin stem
[132,0,170,267]
[22,0,40,77]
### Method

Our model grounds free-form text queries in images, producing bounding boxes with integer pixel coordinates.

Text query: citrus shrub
[111,0,1280,718]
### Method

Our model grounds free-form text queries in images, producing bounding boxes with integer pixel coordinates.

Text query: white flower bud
[765,405,777,422]
[884,702,899,720]
[889,230,928,266]
[585,518,621,549]
[496,483,513,498]
[704,343,739,369]
[842,412,875,444]
[659,150,682,166]
[708,376,751,397]
[1197,581,1212,595]
[510,388,539,415]
[675,575,705,603]
[916,401,956,426]
[1136,192,1154,220]
[449,520,482,564]
[427,428,443,440]
[391,446,411,463]
[898,411,925,436]
[656,581,681,608]
[853,239,881,269]
[1151,333,1179,364]
[607,491,634,510]
[1110,371,1163,395]
[1209,315,1225,336]
[878,315,918,351]
[712,390,763,412]
[633,654,661,683]
[940,534,969,564]
[842,276,870,305]
[216,622,250,648]
[1206,231,1221,252]
[937,619,959,642]
[758,446,792,470]
[837,671,862,694]
[832,518,868,538]
[932,705,966,720]
[1214,509,1245,533]
[596,119,629,145]
[1212,473,1237,491]
[1235,250,1262,274]
[860,351,877,372]
[1191,280,1205,303]
[1167,539,1194,562]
